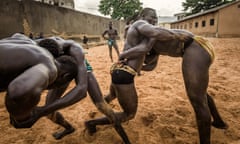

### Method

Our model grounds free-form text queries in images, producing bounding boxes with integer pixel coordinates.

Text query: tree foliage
[182,0,236,15]
[98,0,143,20]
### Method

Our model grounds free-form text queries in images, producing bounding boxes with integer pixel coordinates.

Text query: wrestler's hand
[119,53,125,61]
[103,36,108,40]
[10,107,42,128]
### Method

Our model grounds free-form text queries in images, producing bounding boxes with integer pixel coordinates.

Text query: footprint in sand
[141,113,157,127]
[81,129,97,143]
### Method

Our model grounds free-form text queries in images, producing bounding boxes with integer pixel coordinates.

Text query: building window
[184,24,187,29]
[195,22,198,28]
[189,23,192,29]
[202,20,206,27]
[210,19,215,26]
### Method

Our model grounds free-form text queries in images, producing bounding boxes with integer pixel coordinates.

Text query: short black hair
[139,8,156,17]
[39,39,60,58]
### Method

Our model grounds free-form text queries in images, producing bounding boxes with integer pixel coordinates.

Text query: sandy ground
[0,38,240,144]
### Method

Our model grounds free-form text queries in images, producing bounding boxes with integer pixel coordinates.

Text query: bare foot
[212,121,228,129]
[52,127,75,140]
[84,121,97,135]
[82,128,96,142]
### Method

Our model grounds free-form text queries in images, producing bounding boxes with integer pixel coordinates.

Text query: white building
[34,0,74,9]
[158,16,177,29]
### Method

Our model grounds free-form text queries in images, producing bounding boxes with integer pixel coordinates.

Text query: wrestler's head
[139,8,157,25]
[38,38,61,58]
[109,21,113,29]
[48,55,78,89]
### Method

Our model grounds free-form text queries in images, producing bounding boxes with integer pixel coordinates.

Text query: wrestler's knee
[95,102,116,120]
[47,112,64,122]
[47,113,55,120]
[125,110,137,121]
[189,98,211,123]
[104,94,116,103]
[128,113,136,120]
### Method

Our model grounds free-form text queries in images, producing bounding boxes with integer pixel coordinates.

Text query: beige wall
[218,2,240,37]
[171,13,218,37]
[0,0,125,39]
[171,1,240,37]
[159,23,171,29]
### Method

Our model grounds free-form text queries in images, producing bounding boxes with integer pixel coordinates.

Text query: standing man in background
[83,35,89,49]
[102,21,120,62]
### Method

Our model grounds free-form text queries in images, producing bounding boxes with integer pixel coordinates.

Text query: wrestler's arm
[141,54,159,71]
[13,83,71,128]
[102,30,108,40]
[45,83,70,105]
[119,21,176,60]
[137,21,176,41]
[137,21,188,41]
[119,38,156,60]
[124,26,129,39]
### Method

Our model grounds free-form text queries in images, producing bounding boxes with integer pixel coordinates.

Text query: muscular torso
[123,22,147,73]
[0,38,57,91]
[105,29,118,40]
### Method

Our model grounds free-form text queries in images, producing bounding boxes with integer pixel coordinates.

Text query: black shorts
[111,69,134,84]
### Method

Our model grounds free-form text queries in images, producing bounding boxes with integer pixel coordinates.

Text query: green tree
[182,0,236,15]
[98,0,143,20]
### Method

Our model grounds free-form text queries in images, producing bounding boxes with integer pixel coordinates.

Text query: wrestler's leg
[87,73,117,123]
[115,84,138,122]
[47,112,75,139]
[108,44,113,62]
[207,93,228,129]
[86,73,130,143]
[104,83,117,103]
[45,83,75,139]
[182,43,212,144]
[85,82,116,134]
[85,83,137,144]
[86,83,137,128]
[112,83,137,144]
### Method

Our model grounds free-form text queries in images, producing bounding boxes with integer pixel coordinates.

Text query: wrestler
[85,8,227,144]
[0,33,85,131]
[102,21,120,62]
[36,37,129,142]
[85,8,180,144]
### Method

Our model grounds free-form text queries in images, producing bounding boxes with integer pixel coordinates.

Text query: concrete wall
[0,0,125,39]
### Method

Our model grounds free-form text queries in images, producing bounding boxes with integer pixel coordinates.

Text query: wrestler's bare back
[0,42,57,91]
[152,29,194,57]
